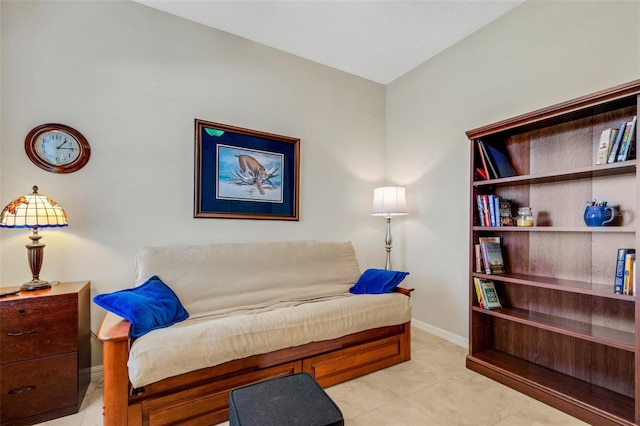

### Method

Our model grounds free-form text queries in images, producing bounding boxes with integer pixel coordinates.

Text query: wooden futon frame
[98,288,413,426]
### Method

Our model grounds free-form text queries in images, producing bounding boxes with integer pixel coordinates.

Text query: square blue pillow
[349,268,409,294]
[93,275,189,338]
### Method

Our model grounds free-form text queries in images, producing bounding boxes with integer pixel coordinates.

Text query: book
[476,140,491,180]
[596,128,618,165]
[480,241,505,274]
[478,140,499,179]
[634,259,637,296]
[616,120,634,162]
[488,194,497,227]
[614,248,635,293]
[623,117,636,161]
[485,142,516,178]
[478,279,502,309]
[607,121,628,163]
[616,116,637,162]
[476,195,485,226]
[473,277,485,308]
[628,131,636,161]
[494,196,501,227]
[481,195,490,227]
[475,167,488,180]
[623,252,636,295]
[499,198,513,226]
[475,244,483,273]
[478,237,500,272]
[478,236,500,244]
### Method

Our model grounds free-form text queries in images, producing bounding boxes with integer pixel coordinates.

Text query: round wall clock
[25,123,91,173]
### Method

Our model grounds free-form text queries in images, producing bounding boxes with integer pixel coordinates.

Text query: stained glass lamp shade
[0,186,68,291]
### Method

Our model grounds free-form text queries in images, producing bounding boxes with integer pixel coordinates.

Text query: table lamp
[0,186,68,291]
[371,186,408,270]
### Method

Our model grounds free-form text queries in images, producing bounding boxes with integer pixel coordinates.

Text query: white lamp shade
[371,186,408,216]
[0,186,68,228]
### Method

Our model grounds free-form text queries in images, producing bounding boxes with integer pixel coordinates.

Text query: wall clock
[25,123,90,173]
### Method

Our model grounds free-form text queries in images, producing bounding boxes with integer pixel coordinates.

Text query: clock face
[35,130,82,166]
[25,124,90,173]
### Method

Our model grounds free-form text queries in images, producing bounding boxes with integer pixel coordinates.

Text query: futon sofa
[98,241,412,426]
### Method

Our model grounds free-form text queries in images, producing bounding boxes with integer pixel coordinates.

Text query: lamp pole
[384,217,393,270]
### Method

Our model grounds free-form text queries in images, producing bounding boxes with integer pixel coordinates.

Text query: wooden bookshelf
[467,79,640,425]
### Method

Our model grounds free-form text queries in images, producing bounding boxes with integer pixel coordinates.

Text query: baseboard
[411,318,468,349]
[91,365,104,381]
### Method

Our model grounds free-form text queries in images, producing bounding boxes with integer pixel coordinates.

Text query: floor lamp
[371,186,408,270]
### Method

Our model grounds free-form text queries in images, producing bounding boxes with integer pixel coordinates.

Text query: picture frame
[194,119,300,220]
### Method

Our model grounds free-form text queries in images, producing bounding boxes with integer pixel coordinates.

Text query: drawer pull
[8,385,37,395]
[7,329,36,337]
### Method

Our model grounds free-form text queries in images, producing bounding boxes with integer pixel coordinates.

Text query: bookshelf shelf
[471,306,635,351]
[468,349,635,425]
[473,160,636,188]
[473,271,636,300]
[467,79,640,425]
[473,226,635,233]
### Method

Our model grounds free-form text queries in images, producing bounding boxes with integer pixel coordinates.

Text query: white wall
[3,0,639,367]
[387,0,640,340]
[0,1,387,365]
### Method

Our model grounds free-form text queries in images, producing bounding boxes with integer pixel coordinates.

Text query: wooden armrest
[98,311,132,426]
[98,311,131,342]
[394,287,415,297]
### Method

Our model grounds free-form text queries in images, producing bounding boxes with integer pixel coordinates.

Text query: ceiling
[134,0,525,85]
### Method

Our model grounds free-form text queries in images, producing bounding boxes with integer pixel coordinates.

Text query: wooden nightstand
[0,281,91,426]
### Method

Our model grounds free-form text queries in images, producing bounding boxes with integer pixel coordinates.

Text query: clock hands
[56,138,77,151]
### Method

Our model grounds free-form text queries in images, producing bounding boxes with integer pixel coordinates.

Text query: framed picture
[194,119,300,220]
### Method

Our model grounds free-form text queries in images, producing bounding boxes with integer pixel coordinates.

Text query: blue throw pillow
[93,275,189,338]
[349,268,409,294]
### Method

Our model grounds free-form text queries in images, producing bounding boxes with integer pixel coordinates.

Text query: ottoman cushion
[229,373,344,426]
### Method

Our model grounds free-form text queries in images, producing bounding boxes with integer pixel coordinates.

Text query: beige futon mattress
[128,292,411,387]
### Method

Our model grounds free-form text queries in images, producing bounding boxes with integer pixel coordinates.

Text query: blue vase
[584,205,615,227]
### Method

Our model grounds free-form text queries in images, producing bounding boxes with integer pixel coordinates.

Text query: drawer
[303,334,405,387]
[1,299,77,363]
[143,362,301,426]
[0,353,78,423]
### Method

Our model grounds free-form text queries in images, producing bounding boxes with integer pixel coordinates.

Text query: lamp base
[20,280,52,291]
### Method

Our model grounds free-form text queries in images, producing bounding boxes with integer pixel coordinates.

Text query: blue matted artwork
[194,119,300,220]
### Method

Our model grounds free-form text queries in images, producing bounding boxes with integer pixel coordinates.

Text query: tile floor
[38,327,587,425]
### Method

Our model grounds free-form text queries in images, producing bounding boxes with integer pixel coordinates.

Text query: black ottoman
[228,373,344,426]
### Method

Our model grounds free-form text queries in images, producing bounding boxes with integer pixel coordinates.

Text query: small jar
[516,207,534,227]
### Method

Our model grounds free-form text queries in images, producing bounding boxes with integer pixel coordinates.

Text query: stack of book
[614,248,636,295]
[475,237,505,275]
[596,116,637,165]
[473,277,502,310]
[476,195,512,226]
[475,140,516,180]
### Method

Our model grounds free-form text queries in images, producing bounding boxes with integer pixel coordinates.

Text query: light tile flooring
[39,328,587,425]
